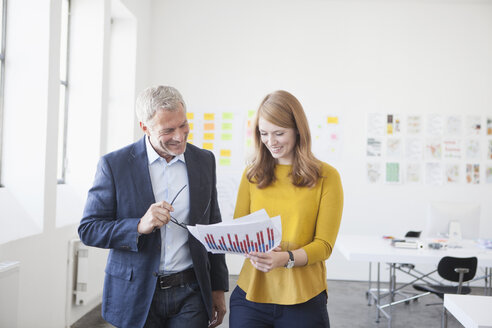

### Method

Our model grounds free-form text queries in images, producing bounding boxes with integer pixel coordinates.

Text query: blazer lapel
[129,137,155,210]
[184,145,201,225]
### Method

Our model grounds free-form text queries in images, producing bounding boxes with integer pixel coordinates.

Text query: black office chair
[413,256,478,328]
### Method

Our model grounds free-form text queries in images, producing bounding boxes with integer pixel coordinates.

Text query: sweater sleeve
[302,165,344,264]
[233,170,251,219]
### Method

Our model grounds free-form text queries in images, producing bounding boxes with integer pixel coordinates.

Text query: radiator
[0,261,20,327]
[66,239,107,326]
[68,239,90,306]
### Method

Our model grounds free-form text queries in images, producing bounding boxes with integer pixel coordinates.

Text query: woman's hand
[246,247,287,272]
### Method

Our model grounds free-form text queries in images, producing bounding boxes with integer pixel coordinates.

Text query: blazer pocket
[105,261,133,281]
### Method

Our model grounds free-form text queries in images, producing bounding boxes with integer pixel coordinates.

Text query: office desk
[444,295,492,328]
[336,234,492,327]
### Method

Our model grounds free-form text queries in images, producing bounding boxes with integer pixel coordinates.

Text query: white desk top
[444,295,492,328]
[336,234,492,267]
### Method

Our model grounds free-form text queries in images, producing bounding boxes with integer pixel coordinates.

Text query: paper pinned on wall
[187,209,282,255]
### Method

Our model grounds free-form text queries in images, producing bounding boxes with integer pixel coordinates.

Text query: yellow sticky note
[203,142,213,150]
[204,123,215,131]
[222,123,233,130]
[188,133,194,140]
[222,112,234,120]
[186,112,194,120]
[204,113,215,121]
[387,124,393,135]
[327,116,339,124]
[188,140,193,145]
[204,133,215,140]
[220,149,231,157]
[189,123,194,130]
[221,134,232,141]
[219,158,231,166]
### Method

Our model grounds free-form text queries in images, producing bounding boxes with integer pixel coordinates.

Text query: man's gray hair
[135,85,186,125]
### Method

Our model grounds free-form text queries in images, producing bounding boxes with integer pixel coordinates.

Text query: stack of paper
[187,209,282,255]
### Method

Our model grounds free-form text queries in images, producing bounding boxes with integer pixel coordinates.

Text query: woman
[229,90,343,328]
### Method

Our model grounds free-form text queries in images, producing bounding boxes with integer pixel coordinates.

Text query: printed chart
[187,209,282,255]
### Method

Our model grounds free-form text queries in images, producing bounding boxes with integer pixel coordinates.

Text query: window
[0,0,7,187]
[57,0,70,183]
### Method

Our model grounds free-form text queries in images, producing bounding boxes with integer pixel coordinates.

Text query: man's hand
[137,201,174,234]
[208,290,226,328]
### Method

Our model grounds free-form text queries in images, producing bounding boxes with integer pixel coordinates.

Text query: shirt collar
[145,136,186,165]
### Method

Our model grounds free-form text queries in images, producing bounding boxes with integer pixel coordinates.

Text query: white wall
[1,0,491,326]
[0,0,146,326]
[144,0,492,278]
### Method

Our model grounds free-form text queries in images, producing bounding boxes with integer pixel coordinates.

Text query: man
[79,85,229,328]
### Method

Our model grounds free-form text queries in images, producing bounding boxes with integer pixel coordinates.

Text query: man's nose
[172,131,184,142]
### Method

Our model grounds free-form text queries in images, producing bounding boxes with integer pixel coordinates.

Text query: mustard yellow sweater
[234,163,344,304]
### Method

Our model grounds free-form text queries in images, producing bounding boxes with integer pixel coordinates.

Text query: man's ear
[140,122,150,136]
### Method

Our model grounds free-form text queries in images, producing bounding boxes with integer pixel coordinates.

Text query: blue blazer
[79,137,229,328]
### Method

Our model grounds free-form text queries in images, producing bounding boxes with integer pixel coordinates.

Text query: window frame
[57,0,71,184]
[0,0,8,187]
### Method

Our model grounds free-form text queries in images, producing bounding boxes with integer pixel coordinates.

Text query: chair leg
[441,307,448,328]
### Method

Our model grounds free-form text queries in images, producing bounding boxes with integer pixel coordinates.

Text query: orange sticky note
[204,123,215,130]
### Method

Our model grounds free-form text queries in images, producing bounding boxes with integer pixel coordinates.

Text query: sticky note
[188,133,194,140]
[222,112,234,120]
[189,123,194,130]
[186,112,194,120]
[327,116,339,124]
[204,133,215,140]
[219,158,231,166]
[204,123,215,130]
[220,149,231,157]
[204,113,215,121]
[203,142,213,150]
[248,110,255,118]
[221,134,232,141]
[222,123,233,130]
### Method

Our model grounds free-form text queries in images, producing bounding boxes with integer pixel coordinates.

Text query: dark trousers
[143,280,208,328]
[229,286,330,328]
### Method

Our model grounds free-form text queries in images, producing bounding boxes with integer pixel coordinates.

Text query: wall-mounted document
[187,209,282,255]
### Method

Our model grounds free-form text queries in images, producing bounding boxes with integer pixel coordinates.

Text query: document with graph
[187,209,282,255]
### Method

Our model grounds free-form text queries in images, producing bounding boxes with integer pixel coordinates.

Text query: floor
[72,276,477,328]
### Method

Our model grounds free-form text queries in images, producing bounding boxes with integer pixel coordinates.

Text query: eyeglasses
[168,184,188,230]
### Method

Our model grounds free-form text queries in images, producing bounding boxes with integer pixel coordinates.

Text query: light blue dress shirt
[145,137,192,274]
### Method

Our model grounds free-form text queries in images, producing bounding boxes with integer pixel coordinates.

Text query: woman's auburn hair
[246,90,322,189]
